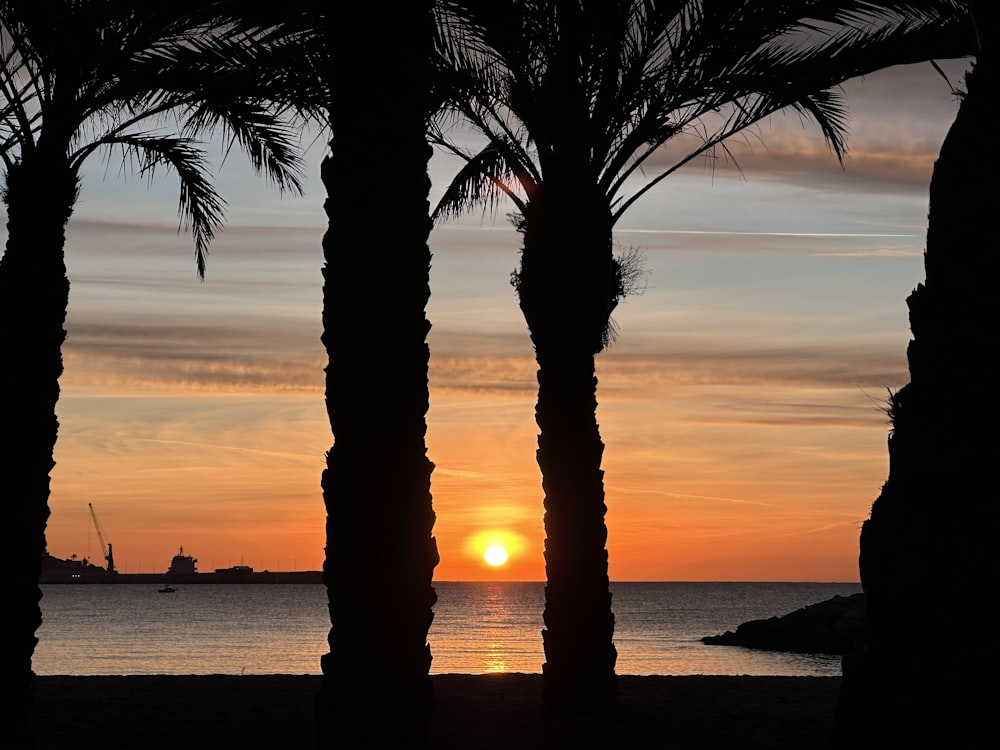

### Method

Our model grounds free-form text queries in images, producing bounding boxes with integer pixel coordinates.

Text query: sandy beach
[29,673,841,749]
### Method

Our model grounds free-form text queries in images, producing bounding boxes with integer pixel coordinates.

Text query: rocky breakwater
[702,593,866,655]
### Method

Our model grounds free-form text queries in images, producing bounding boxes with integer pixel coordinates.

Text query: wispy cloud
[62,348,324,393]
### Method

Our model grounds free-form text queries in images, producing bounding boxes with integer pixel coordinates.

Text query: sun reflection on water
[429,581,546,675]
[481,582,514,672]
[484,642,507,672]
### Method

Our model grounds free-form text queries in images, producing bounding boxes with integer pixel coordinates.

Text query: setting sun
[461,529,529,577]
[483,545,509,566]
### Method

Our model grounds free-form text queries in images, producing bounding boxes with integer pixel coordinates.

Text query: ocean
[33,581,858,677]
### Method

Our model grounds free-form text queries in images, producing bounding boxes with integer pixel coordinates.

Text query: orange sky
[26,61,968,581]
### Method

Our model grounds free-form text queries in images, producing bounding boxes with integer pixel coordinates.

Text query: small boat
[157,585,177,593]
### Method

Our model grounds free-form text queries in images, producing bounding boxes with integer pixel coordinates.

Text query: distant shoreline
[39,575,861,584]
[39,570,324,584]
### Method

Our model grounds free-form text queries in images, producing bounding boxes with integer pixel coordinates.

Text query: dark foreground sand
[30,674,841,749]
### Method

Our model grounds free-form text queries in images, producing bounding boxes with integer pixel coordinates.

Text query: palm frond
[430,140,527,221]
[177,99,305,195]
[432,0,975,233]
[103,132,226,278]
[2,0,316,279]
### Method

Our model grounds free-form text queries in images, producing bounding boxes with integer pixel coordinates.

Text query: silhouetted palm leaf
[2,1,305,274]
[433,0,972,225]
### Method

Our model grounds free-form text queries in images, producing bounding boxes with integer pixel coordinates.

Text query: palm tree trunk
[517,186,618,713]
[832,27,999,749]
[535,348,618,712]
[1,150,78,747]
[315,4,439,747]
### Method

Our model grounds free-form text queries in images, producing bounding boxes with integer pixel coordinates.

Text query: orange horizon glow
[44,371,875,583]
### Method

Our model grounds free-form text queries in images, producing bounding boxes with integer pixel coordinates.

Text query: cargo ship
[165,547,260,583]
[40,546,321,584]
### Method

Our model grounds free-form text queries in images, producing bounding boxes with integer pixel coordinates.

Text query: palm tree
[1,2,303,743]
[173,5,442,743]
[313,4,440,748]
[832,2,995,746]
[431,0,969,713]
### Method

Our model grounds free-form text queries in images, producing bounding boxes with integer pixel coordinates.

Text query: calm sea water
[34,581,859,677]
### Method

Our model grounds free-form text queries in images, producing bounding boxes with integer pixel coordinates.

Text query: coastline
[30,673,842,749]
[38,571,324,584]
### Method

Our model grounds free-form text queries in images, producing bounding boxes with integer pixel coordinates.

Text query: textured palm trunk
[315,4,439,748]
[832,38,999,750]
[517,185,618,713]
[1,149,78,746]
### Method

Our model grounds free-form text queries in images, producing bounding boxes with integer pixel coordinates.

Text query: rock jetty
[702,593,865,655]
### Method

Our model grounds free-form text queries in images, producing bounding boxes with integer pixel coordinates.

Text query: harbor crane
[88,503,116,574]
